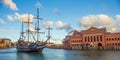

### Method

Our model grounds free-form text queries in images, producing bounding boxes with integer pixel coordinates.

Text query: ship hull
[17,43,45,52]
[17,47,44,52]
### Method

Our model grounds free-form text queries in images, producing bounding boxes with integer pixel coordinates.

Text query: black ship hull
[17,42,46,52]
[17,47,44,52]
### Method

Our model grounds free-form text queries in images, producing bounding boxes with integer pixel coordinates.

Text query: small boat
[17,8,52,52]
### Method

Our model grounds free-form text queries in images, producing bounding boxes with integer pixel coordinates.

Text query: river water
[0,48,120,60]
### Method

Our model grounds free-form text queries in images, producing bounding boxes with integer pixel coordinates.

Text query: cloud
[0,18,5,24]
[35,1,43,9]
[2,0,18,11]
[7,13,35,31]
[7,15,14,21]
[0,28,5,32]
[7,12,34,22]
[80,14,118,33]
[116,15,120,22]
[18,13,34,22]
[17,13,35,31]
[54,8,61,16]
[56,21,73,32]
[7,12,20,21]
[56,21,69,29]
[80,14,116,28]
[51,36,62,41]
[43,21,53,28]
[29,24,35,31]
[7,13,34,22]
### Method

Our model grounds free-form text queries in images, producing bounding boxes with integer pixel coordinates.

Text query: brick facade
[0,38,11,48]
[63,27,120,49]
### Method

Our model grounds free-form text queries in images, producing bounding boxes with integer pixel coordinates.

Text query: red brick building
[63,27,120,49]
[0,38,11,48]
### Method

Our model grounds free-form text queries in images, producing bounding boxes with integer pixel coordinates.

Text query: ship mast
[47,26,53,37]
[34,8,42,41]
[37,8,39,41]
[19,19,24,40]
[28,13,30,42]
[21,19,24,38]
[46,26,53,43]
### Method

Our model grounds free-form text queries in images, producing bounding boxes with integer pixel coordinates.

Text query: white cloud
[56,21,73,32]
[7,12,20,21]
[54,8,61,16]
[116,15,120,22]
[17,13,35,32]
[80,14,117,33]
[0,18,5,24]
[18,13,34,23]
[44,21,53,28]
[2,0,18,11]
[29,24,35,31]
[14,12,20,17]
[7,13,34,22]
[7,15,14,21]
[56,21,68,29]
[107,26,120,33]
[35,1,43,9]
[80,14,116,28]
[7,13,35,31]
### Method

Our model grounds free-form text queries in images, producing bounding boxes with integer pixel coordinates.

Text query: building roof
[81,27,106,33]
[0,38,11,41]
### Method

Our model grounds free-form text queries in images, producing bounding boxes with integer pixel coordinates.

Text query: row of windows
[71,44,81,46]
[71,40,82,42]
[106,38,120,41]
[106,43,120,46]
[84,35,102,42]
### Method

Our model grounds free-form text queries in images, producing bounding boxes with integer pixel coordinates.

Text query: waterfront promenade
[0,48,120,60]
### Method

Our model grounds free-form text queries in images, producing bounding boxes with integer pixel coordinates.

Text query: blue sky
[0,0,120,43]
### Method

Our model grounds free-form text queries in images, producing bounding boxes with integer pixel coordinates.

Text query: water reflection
[16,52,45,60]
[0,48,17,60]
[0,48,120,60]
[64,50,120,60]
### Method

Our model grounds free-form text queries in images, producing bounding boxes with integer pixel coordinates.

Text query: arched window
[91,36,92,42]
[106,38,108,41]
[115,43,117,46]
[97,35,99,42]
[118,38,119,40]
[94,36,96,42]
[85,36,87,42]
[88,36,90,42]
[109,38,111,40]
[100,35,102,41]
[112,38,114,40]
[118,43,120,46]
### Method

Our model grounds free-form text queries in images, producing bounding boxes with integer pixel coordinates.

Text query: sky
[0,0,120,44]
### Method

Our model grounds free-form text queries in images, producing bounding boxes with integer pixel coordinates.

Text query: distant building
[45,42,63,49]
[63,27,120,50]
[45,42,54,47]
[0,38,11,48]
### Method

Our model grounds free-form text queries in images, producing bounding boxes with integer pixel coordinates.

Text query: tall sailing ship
[17,8,52,52]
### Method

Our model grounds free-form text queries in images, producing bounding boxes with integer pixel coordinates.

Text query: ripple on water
[0,48,120,60]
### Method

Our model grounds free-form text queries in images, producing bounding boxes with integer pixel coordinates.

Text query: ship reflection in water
[0,48,120,60]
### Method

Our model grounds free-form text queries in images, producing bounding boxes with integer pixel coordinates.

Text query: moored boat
[16,8,52,52]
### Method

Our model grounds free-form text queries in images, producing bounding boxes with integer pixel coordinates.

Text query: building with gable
[0,38,11,48]
[63,27,120,50]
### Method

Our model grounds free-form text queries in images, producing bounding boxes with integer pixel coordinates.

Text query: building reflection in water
[64,50,120,60]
